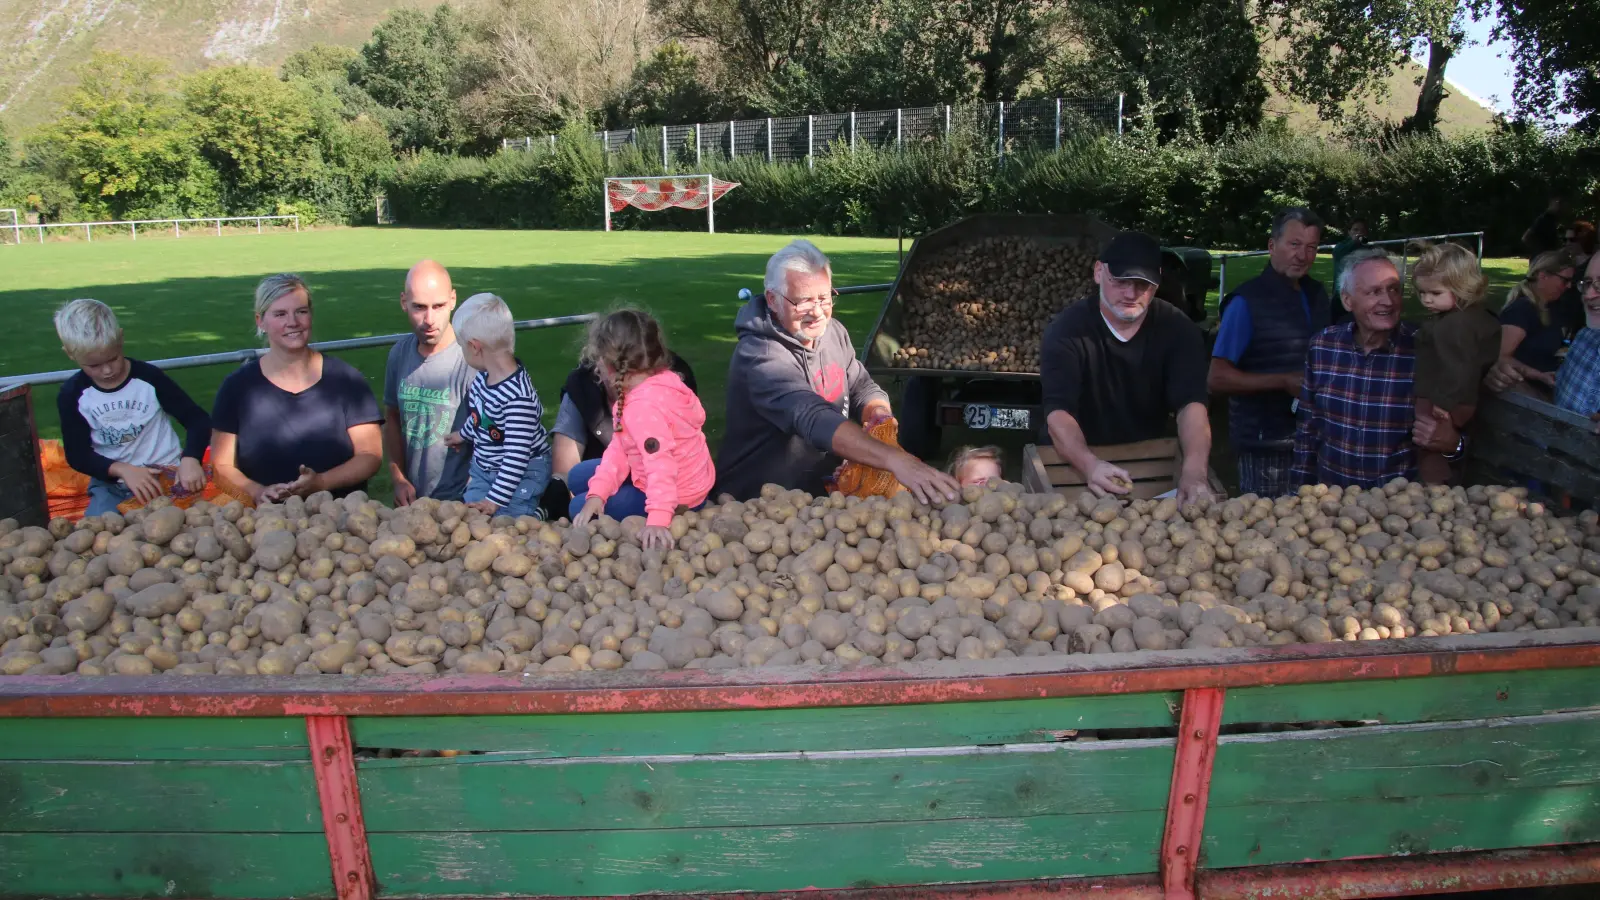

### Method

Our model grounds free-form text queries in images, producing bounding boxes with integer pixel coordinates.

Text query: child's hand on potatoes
[639,524,674,550]
[571,495,605,527]
[177,457,206,493]
[109,462,164,503]
[466,499,499,516]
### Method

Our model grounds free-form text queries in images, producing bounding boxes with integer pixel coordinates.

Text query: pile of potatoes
[3,477,1600,678]
[890,236,1095,373]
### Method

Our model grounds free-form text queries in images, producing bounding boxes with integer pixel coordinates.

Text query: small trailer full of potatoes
[861,213,1213,458]
[4,468,1600,900]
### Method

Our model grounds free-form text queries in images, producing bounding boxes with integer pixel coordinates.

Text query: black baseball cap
[1099,231,1162,285]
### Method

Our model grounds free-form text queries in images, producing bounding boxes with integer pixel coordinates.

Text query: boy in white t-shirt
[54,299,213,516]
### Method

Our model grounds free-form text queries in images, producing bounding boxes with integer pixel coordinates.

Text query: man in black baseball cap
[1037,230,1215,504]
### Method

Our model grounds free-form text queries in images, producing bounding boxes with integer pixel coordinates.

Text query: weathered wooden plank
[1210,711,1600,809]
[1472,434,1600,502]
[1200,784,1600,869]
[0,832,334,899]
[1036,440,1178,465]
[1479,391,1600,467]
[1044,460,1176,486]
[0,717,310,760]
[1222,667,1600,726]
[359,738,1175,833]
[349,694,1182,755]
[0,760,322,832]
[1021,444,1052,494]
[368,812,1164,896]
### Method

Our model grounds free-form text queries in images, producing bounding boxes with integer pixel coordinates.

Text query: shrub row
[386,125,1600,254]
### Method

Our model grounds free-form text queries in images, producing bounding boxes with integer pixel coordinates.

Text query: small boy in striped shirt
[444,293,552,518]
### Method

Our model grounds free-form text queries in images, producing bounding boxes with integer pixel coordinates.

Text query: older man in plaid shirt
[1555,253,1600,423]
[1292,248,1463,488]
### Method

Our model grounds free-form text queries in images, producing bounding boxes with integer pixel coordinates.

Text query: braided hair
[581,309,673,431]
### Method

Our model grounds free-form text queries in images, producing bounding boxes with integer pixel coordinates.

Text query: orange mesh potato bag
[40,440,91,521]
[38,441,246,520]
[827,416,906,498]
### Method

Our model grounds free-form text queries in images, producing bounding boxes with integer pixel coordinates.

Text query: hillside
[0,0,1499,137]
[0,0,435,127]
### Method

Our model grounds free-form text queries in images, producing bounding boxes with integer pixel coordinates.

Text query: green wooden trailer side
[4,630,1600,900]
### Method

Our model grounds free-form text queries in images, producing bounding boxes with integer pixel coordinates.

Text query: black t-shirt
[212,356,383,495]
[1039,297,1209,446]
[1527,211,1561,260]
[1500,295,1570,374]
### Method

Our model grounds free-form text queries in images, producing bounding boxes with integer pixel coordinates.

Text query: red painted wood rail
[307,715,375,900]
[1162,688,1225,900]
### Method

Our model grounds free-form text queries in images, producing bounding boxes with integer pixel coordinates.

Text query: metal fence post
[766,117,773,162]
[130,223,136,241]
[1055,98,1061,151]
[1117,93,1125,135]
[696,124,701,165]
[997,101,1005,163]
[896,108,902,150]
[850,111,856,151]
[807,115,814,168]
[549,135,555,150]
[729,120,735,157]
[662,128,669,166]
[85,224,91,242]
[945,104,951,138]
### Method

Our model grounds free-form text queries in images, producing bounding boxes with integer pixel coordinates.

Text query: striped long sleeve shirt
[1291,322,1419,488]
[463,365,550,507]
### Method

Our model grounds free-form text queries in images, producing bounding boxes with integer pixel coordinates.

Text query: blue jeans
[566,459,649,521]
[465,454,552,519]
[87,477,133,517]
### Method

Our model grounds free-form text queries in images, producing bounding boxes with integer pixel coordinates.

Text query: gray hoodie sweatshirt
[714,292,889,500]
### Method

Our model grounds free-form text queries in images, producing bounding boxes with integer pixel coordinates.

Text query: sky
[1433,13,1519,115]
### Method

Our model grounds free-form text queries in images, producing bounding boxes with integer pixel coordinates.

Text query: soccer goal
[603,175,740,233]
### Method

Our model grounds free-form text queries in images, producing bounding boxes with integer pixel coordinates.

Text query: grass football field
[2,226,1533,502]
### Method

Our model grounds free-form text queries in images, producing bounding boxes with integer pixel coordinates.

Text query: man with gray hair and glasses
[715,239,960,503]
[1290,247,1462,487]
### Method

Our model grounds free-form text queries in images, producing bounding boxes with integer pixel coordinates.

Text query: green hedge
[386,125,1600,254]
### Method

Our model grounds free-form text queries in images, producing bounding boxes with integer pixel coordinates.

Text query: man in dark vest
[1209,207,1332,497]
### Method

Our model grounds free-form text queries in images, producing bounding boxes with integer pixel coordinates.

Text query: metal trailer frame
[4,630,1600,900]
[603,175,721,234]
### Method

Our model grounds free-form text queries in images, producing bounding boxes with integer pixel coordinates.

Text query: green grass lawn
[3,226,1534,502]
[3,227,904,501]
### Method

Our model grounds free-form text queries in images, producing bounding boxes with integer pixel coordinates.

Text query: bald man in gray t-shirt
[382,260,472,503]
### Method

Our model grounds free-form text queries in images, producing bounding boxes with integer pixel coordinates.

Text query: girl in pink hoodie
[569,310,715,548]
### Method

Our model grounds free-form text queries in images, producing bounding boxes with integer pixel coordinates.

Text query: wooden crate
[0,384,48,527]
[1020,438,1221,500]
[1471,390,1600,502]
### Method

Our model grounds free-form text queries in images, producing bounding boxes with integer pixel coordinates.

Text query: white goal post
[603,175,739,233]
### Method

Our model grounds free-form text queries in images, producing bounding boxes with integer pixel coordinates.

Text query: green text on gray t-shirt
[384,335,472,500]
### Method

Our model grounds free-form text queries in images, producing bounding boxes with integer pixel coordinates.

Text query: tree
[1049,0,1266,139]
[608,41,718,126]
[1263,0,1467,130]
[281,45,359,82]
[476,0,651,128]
[1491,0,1599,131]
[185,67,317,202]
[33,53,220,219]
[351,5,473,150]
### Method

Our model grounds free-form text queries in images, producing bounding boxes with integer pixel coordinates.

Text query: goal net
[604,175,739,233]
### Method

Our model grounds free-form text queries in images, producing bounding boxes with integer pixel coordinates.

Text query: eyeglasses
[1580,278,1600,295]
[1547,272,1576,286]
[774,288,838,316]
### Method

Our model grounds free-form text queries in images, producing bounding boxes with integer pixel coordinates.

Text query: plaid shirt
[1555,328,1600,417]
[1292,322,1419,488]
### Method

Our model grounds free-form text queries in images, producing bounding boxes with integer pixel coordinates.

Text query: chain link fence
[503,96,1124,164]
